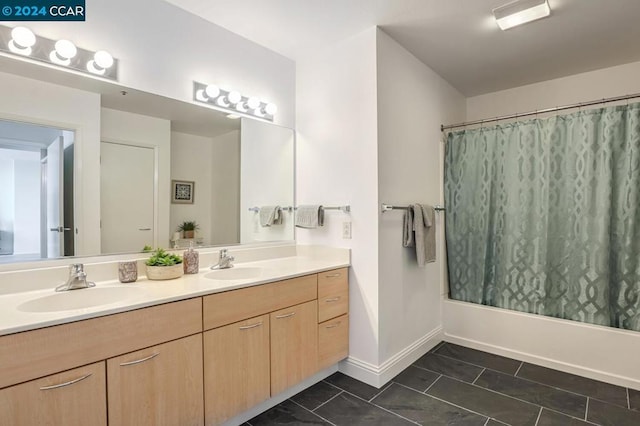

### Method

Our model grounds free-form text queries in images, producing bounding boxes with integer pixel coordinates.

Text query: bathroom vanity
[0,246,350,426]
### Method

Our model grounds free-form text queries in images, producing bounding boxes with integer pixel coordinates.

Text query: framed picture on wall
[171,180,195,204]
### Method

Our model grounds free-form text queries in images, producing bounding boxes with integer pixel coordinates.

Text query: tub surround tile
[314,392,415,426]
[413,353,484,383]
[249,399,330,425]
[587,398,640,426]
[426,376,540,425]
[291,380,342,411]
[516,363,628,407]
[391,365,440,392]
[324,372,382,401]
[372,383,487,425]
[475,368,587,418]
[435,343,521,375]
[536,409,592,425]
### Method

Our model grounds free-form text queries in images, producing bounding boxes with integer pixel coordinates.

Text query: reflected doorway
[0,119,75,262]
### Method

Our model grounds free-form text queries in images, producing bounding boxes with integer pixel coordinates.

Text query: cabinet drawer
[318,314,349,370]
[0,297,202,389]
[318,268,349,323]
[203,274,317,330]
[0,361,106,426]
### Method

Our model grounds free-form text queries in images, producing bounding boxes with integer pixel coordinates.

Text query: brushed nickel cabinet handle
[138,228,151,231]
[325,273,341,278]
[40,373,92,390]
[275,312,296,319]
[325,321,342,329]
[239,321,263,330]
[119,352,159,366]
[325,297,341,303]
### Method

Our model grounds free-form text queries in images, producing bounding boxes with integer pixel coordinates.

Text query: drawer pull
[325,321,342,329]
[325,273,341,278]
[275,312,296,319]
[40,373,92,390]
[239,321,263,330]
[119,352,159,366]
[325,297,341,303]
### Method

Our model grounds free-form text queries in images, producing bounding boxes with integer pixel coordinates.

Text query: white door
[100,142,155,254]
[46,136,64,258]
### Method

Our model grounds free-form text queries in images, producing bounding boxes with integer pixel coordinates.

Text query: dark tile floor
[247,342,640,426]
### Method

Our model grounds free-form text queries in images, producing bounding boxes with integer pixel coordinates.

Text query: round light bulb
[94,50,114,69]
[205,84,220,98]
[264,103,278,115]
[247,97,260,110]
[227,91,241,104]
[11,26,36,48]
[54,39,77,59]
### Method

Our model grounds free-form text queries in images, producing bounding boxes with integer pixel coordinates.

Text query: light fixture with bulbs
[0,24,118,80]
[493,0,551,31]
[193,81,277,121]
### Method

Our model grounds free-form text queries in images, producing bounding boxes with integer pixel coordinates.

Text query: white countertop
[0,248,350,336]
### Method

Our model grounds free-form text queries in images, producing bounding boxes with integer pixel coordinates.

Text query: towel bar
[381,203,445,213]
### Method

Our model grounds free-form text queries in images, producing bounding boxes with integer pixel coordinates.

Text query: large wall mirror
[0,59,294,265]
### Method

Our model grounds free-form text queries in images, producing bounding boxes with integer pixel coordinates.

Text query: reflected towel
[295,205,324,228]
[259,206,283,227]
[402,204,436,267]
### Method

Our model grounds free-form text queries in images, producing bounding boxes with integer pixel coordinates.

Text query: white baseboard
[443,300,640,390]
[339,326,443,388]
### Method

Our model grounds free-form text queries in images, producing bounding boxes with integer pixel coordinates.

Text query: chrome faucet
[210,249,234,270]
[55,264,96,292]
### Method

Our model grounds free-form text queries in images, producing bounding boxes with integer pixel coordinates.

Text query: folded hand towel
[295,205,324,228]
[259,206,283,227]
[402,204,436,267]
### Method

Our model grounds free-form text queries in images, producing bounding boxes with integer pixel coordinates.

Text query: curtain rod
[441,92,640,132]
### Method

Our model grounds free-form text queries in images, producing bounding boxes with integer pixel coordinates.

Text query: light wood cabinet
[318,268,349,323]
[204,314,271,425]
[270,300,318,395]
[107,334,204,426]
[0,361,106,426]
[318,314,349,370]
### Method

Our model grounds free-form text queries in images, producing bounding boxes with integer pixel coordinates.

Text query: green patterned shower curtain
[444,103,640,330]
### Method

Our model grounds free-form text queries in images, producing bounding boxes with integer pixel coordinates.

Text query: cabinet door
[107,334,204,426]
[270,300,318,395]
[204,314,270,425]
[0,361,106,426]
[318,268,349,322]
[318,314,349,370]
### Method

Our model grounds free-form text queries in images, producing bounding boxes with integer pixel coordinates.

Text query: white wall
[13,155,41,254]
[101,108,170,248]
[296,28,381,371]
[0,71,100,256]
[449,58,640,389]
[23,0,295,128]
[211,130,241,245]
[376,30,466,368]
[0,157,15,255]
[171,131,213,244]
[240,119,295,243]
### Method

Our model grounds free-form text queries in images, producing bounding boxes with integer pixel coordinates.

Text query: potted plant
[145,248,183,280]
[177,221,199,239]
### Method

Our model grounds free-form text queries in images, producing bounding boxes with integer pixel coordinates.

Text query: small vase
[146,264,184,280]
[118,261,138,283]
[184,230,194,239]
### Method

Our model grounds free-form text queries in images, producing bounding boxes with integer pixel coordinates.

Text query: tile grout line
[428,351,520,376]
[422,374,442,394]
[473,368,486,385]
[534,406,543,426]
[289,398,338,426]
[311,390,344,413]
[367,381,393,402]
[514,361,524,376]
[627,387,631,410]
[585,397,589,421]
[334,386,421,425]
[483,417,490,426]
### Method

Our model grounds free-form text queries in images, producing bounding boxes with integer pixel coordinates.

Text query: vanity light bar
[0,25,118,81]
[193,81,276,121]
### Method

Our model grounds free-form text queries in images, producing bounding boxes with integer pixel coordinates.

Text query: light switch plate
[342,221,352,239]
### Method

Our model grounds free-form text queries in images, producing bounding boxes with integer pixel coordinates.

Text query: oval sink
[204,267,266,280]
[18,287,143,313]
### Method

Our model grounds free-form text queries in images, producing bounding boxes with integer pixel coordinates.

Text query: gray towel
[295,205,324,228]
[402,204,436,267]
[259,206,283,227]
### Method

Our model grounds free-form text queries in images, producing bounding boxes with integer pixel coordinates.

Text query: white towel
[295,205,324,228]
[402,204,436,267]
[259,206,283,227]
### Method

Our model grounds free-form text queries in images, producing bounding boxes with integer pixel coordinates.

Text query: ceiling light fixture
[493,0,551,31]
[193,81,276,121]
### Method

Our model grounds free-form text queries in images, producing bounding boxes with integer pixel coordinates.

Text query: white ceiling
[164,0,640,96]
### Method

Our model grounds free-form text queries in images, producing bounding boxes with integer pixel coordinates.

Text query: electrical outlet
[342,221,352,239]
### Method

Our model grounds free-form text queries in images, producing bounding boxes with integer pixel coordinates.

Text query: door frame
[100,138,160,249]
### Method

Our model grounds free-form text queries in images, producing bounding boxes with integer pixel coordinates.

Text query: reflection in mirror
[0,69,294,265]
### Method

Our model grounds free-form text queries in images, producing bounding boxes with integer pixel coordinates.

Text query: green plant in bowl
[145,248,184,280]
